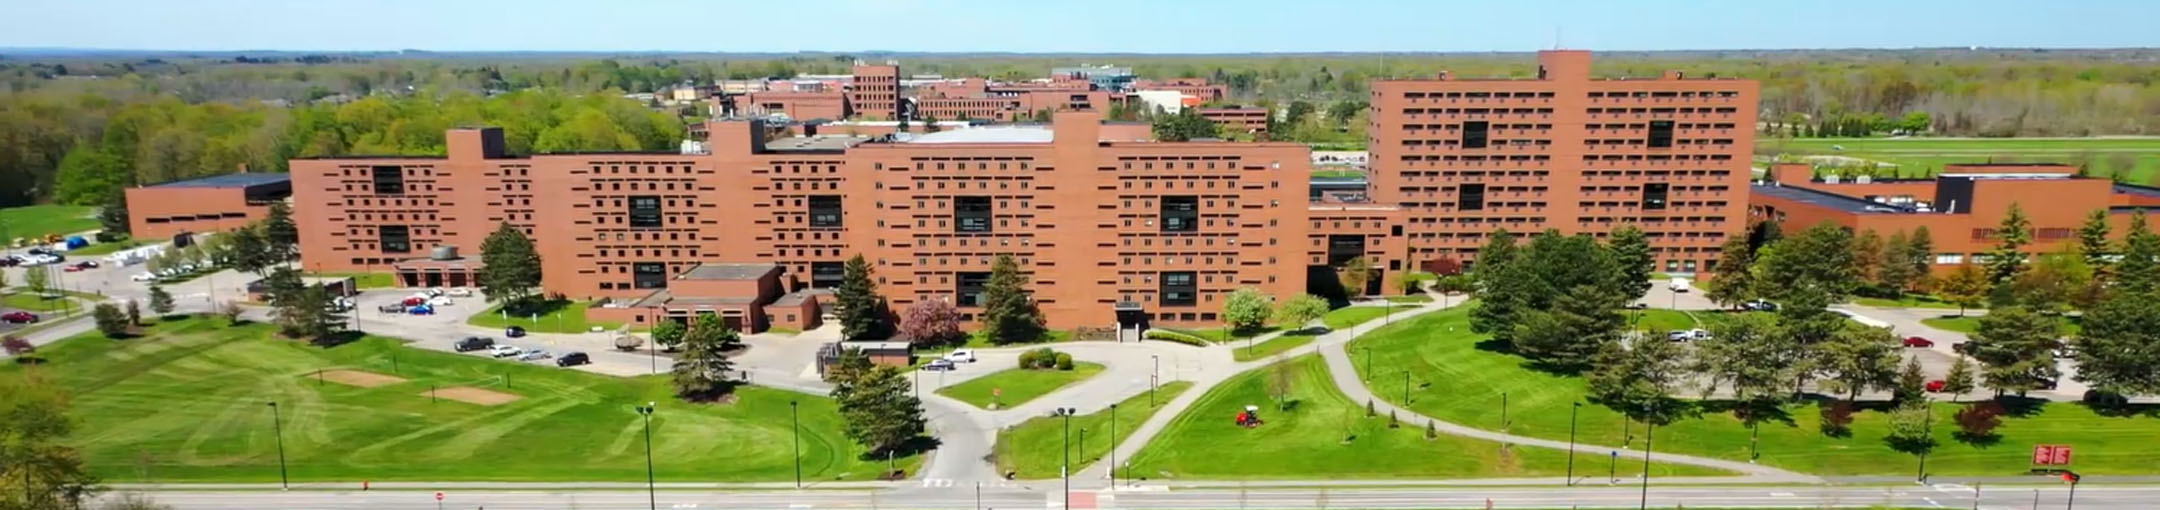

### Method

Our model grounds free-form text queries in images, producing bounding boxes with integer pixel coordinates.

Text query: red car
[1,311,37,324]
[1926,380,1948,393]
[1903,336,1935,348]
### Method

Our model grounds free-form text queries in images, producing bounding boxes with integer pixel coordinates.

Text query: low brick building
[124,173,291,239]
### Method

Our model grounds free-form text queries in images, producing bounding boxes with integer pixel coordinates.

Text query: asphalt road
[120,483,2145,509]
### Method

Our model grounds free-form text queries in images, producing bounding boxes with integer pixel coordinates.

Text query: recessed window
[810,261,845,289]
[628,196,662,228]
[371,166,405,194]
[633,262,668,289]
[379,225,411,253]
[955,196,992,233]
[955,272,991,307]
[1160,271,1197,307]
[1647,120,1674,148]
[1461,121,1489,149]
[1459,183,1486,211]
[1161,196,1198,232]
[809,195,843,228]
[1642,182,1669,210]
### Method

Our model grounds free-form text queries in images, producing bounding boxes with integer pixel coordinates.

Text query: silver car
[518,349,552,362]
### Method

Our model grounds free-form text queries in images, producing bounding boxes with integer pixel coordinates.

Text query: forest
[4,48,2160,207]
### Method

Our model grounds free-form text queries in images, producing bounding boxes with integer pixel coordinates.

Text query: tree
[261,201,298,261]
[1943,356,1978,400]
[1434,274,1474,297]
[1692,312,1798,401]
[1970,306,2061,396]
[93,303,128,338]
[1894,357,1927,406]
[125,300,141,327]
[1469,229,1526,336]
[1905,226,1936,292]
[2115,213,2160,296]
[671,314,738,401]
[1587,336,1688,425]
[2072,293,2160,398]
[1876,231,1920,296]
[218,301,244,325]
[897,298,963,346]
[649,319,686,352]
[1608,226,1654,301]
[1150,108,1218,142]
[1267,355,1294,410]
[1337,256,1372,297]
[1953,401,2005,442]
[220,225,274,276]
[1221,287,1274,336]
[1473,230,1623,358]
[1273,293,1329,332]
[2,335,32,357]
[832,363,925,456]
[98,187,130,237]
[2010,248,2092,313]
[262,267,308,336]
[1752,222,1858,306]
[1511,283,1625,371]
[97,492,173,510]
[2077,208,2114,277]
[1705,236,1756,308]
[1394,271,1429,296]
[1851,229,1884,286]
[921,114,942,133]
[978,254,1045,345]
[0,377,103,509]
[1884,402,1936,454]
[835,255,886,340]
[1817,326,1903,402]
[1984,203,2033,284]
[23,265,49,297]
[289,285,344,342]
[1935,264,1990,316]
[146,285,174,316]
[478,221,543,309]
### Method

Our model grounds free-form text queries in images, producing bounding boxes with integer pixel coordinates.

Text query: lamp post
[1109,403,1118,488]
[1150,355,1160,407]
[1638,421,1655,510]
[1056,407,1076,510]
[1566,402,1580,486]
[790,400,803,489]
[1916,405,1932,483]
[265,402,288,490]
[637,402,657,510]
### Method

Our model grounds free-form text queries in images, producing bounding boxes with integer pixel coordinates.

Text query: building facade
[124,173,293,239]
[1367,50,1758,274]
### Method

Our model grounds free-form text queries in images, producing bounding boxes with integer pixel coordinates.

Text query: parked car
[1687,329,1711,340]
[1667,277,1690,293]
[454,336,494,352]
[920,359,956,371]
[0,257,16,267]
[1902,336,1935,348]
[446,288,474,297]
[407,305,434,315]
[377,304,406,314]
[130,272,157,282]
[518,349,552,361]
[489,345,524,358]
[1925,380,1948,393]
[428,296,453,307]
[1,311,38,324]
[556,352,591,367]
[945,349,977,363]
[1743,299,1779,311]
[1666,330,1693,342]
[401,296,426,307]
[505,325,527,338]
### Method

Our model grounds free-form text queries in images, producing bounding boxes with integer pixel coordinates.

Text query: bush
[1954,401,2005,442]
[1,336,33,356]
[1017,347,1060,370]
[1819,400,1857,437]
[1054,352,1074,371]
[93,303,129,339]
[1143,329,1208,346]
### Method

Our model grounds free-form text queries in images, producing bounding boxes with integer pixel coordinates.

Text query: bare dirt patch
[427,386,522,406]
[318,370,408,388]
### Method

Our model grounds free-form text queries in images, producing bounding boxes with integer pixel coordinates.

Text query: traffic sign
[993,388,1003,397]
[2032,444,2073,466]
[435,492,444,501]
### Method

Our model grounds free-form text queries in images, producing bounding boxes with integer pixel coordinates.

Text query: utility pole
[1566,402,1580,486]
[266,402,289,490]
[638,402,656,510]
[790,400,802,489]
[1638,421,1655,510]
[1109,403,1119,488]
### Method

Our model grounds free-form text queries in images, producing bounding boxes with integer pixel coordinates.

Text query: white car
[945,350,977,363]
[428,296,453,306]
[131,273,157,282]
[1667,277,1691,293]
[488,345,523,358]
[446,288,474,297]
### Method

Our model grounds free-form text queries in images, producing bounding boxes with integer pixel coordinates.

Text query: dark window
[955,272,991,307]
[955,196,992,233]
[1642,182,1669,210]
[1647,120,1674,148]
[1459,183,1486,211]
[379,225,411,253]
[633,262,668,289]
[811,262,845,289]
[1461,121,1489,149]
[1161,195,1198,232]
[809,196,843,228]
[370,166,404,194]
[628,196,662,228]
[1160,271,1197,306]
[1327,235,1366,266]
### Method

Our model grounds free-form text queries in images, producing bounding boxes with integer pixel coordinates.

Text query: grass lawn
[917,329,1075,355]
[467,298,620,333]
[994,382,1193,479]
[313,272,396,289]
[1123,355,1724,480]
[1624,309,1699,332]
[1349,305,2160,475]
[3,316,919,483]
[67,238,143,256]
[1921,314,2081,336]
[1320,305,1419,331]
[1310,170,1363,179]
[0,205,99,242]
[1233,333,1316,362]
[1852,293,1965,310]
[1761,137,2160,184]
[1385,295,1434,304]
[1166,325,1279,344]
[935,362,1105,410]
[1,292,80,312]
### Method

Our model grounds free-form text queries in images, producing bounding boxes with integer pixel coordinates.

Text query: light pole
[1500,392,1509,431]
[1638,421,1655,510]
[790,400,803,489]
[1150,355,1160,406]
[266,402,288,490]
[637,402,657,510]
[1401,371,1410,404]
[1055,407,1076,510]
[1566,402,1580,486]
[1109,403,1119,488]
[1916,405,1932,483]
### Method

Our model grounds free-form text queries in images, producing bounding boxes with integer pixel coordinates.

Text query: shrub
[1,335,33,356]
[1018,347,1061,370]
[93,303,129,339]
[1053,352,1075,370]
[1819,400,1856,437]
[1143,329,1208,346]
[1954,401,2005,442]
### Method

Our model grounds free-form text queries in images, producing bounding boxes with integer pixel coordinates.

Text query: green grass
[764,327,801,335]
[1123,355,1724,479]
[1852,293,1964,309]
[0,205,99,242]
[312,272,396,290]
[1385,295,1434,304]
[1168,325,1279,344]
[1761,137,2160,184]
[1624,309,1700,332]
[1233,333,1317,362]
[1319,305,1418,331]
[467,299,619,333]
[67,238,142,256]
[3,316,920,483]
[1920,314,2081,336]
[1350,305,2160,475]
[935,363,1105,410]
[1,292,80,312]
[918,329,1075,354]
[994,381,1193,479]
[1310,170,1363,179]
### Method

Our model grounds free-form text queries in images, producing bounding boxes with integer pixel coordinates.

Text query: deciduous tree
[671,314,738,401]
[1935,264,1990,316]
[1272,293,1329,331]
[897,298,963,346]
[1876,231,1920,295]
[1221,287,1274,336]
[1337,256,1372,297]
[1705,236,1756,308]
[649,319,686,352]
[478,222,543,309]
[0,377,102,509]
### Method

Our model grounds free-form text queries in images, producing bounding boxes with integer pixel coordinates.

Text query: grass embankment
[2,292,81,312]
[1123,355,1724,479]
[0,205,98,242]
[994,382,1193,479]
[1624,309,1700,332]
[1320,304,1420,331]
[1763,137,2160,183]
[1233,333,1316,362]
[1921,315,2080,336]
[467,298,619,333]
[936,362,1105,409]
[4,316,918,482]
[1351,306,2160,475]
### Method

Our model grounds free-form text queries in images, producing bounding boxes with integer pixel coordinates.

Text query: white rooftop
[901,126,1054,144]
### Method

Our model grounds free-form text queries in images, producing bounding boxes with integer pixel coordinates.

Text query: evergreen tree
[2077,208,2114,277]
[1751,222,1858,306]
[1943,356,1978,401]
[98,187,130,237]
[1705,236,1756,308]
[262,201,299,261]
[832,361,925,455]
[1817,326,1903,402]
[478,221,544,309]
[1970,306,2062,396]
[2114,213,2160,296]
[147,284,174,316]
[671,314,738,401]
[126,299,141,327]
[1906,226,1936,291]
[221,224,274,276]
[1607,225,1654,301]
[295,285,346,342]
[1586,335,1688,425]
[1150,108,1219,141]
[834,255,885,340]
[1692,311,1798,401]
[1893,357,1927,405]
[1511,283,1626,371]
[979,254,1045,344]
[2071,292,2160,398]
[1984,203,2033,284]
[1851,229,1884,286]
[93,303,127,338]
[1876,231,1919,295]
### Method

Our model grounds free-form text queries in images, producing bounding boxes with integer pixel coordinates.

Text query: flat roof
[838,341,912,351]
[679,263,780,281]
[765,135,868,152]
[148,173,291,189]
[772,288,830,307]
[2113,184,2160,200]
[902,127,1053,144]
[1752,184,1917,214]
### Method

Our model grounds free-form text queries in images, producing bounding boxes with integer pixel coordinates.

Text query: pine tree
[262,201,299,261]
[835,255,885,340]
[672,314,738,401]
[1984,203,2033,284]
[1851,229,1884,286]
[93,303,127,338]
[979,254,1045,344]
[147,284,175,316]
[2114,213,2160,296]
[835,364,926,455]
[1893,357,1927,405]
[1587,336,1687,425]
[1906,226,1936,292]
[1607,225,1654,301]
[2071,292,2160,399]
[2077,208,2114,277]
[1818,326,1903,402]
[1877,231,1919,295]
[1970,306,2062,397]
[1943,356,1978,401]
[1705,236,1756,308]
[1510,283,1625,371]
[98,188,130,237]
[479,221,544,309]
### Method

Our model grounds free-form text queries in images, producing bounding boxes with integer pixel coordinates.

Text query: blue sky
[5,0,2155,53]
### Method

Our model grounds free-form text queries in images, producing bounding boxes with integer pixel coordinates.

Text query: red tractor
[1234,405,1264,428]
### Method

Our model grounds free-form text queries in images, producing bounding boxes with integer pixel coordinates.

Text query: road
[117,483,2146,509]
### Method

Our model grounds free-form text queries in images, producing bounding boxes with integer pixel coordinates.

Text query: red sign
[2032,445,2073,466]
[435,492,444,501]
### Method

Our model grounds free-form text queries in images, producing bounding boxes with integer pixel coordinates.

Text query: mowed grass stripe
[8,316,916,482]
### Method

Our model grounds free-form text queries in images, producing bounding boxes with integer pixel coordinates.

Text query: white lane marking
[787,504,812,509]
[1769,491,1796,497]
[1924,496,1945,507]
[1933,482,1970,492]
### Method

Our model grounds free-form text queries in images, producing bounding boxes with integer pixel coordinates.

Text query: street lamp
[1109,403,1119,489]
[1639,421,1656,510]
[1150,355,1160,407]
[1916,405,1932,483]
[1055,407,1076,510]
[1566,402,1580,486]
[790,400,802,489]
[637,402,657,510]
[265,402,288,490]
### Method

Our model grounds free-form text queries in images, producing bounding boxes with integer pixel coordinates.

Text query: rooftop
[773,288,830,307]
[1752,183,1919,215]
[901,126,1054,144]
[678,263,780,281]
[147,173,292,189]
[2114,183,2160,200]
[764,135,869,152]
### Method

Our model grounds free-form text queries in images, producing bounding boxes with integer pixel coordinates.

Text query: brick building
[124,173,293,239]
[1198,106,1271,138]
[1367,50,1758,274]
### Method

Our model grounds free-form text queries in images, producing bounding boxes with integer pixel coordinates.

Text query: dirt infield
[318,370,408,388]
[428,386,522,406]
